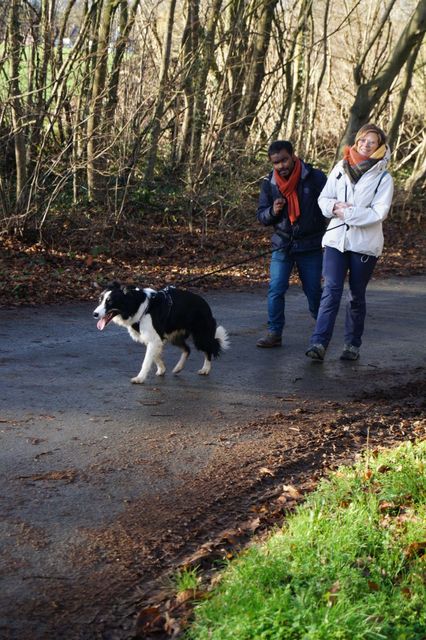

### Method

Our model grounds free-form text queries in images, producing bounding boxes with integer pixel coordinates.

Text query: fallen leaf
[282,484,301,499]
[259,467,275,477]
[134,605,163,636]
[404,541,426,560]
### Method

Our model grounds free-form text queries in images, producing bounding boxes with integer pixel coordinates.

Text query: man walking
[256,140,327,347]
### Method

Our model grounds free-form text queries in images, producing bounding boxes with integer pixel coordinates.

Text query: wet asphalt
[0,275,425,637]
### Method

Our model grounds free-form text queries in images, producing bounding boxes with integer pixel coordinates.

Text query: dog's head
[93,282,150,330]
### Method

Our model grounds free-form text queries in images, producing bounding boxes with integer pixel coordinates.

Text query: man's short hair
[268,140,293,157]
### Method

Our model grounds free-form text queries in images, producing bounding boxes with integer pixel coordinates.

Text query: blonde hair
[355,123,387,147]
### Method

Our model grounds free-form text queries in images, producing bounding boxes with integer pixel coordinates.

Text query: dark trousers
[310,246,378,349]
[268,249,323,335]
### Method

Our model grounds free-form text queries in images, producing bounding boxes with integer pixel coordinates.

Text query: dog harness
[131,286,174,333]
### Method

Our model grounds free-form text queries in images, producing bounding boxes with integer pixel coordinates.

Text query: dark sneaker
[340,344,360,361]
[305,343,326,361]
[256,333,282,348]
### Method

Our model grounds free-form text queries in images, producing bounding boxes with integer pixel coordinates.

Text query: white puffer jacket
[318,147,394,257]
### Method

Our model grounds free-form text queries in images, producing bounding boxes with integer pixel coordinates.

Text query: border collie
[93,283,230,384]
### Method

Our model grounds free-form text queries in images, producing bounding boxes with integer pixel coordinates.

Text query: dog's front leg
[131,341,163,384]
[154,353,166,377]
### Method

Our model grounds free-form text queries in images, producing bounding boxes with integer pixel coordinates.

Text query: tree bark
[404,133,426,193]
[235,0,278,142]
[387,38,422,150]
[9,0,28,213]
[187,0,223,178]
[177,0,200,167]
[144,0,177,183]
[341,0,426,146]
[87,0,118,202]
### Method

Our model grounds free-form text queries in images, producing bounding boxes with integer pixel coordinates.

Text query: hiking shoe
[340,344,360,361]
[256,333,282,348]
[305,343,326,361]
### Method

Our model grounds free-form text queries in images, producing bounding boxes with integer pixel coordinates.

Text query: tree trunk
[304,0,330,157]
[9,0,27,214]
[188,0,223,178]
[404,134,426,193]
[341,0,426,147]
[87,0,118,202]
[235,0,278,143]
[176,0,200,167]
[144,0,177,184]
[387,38,422,150]
[217,0,249,150]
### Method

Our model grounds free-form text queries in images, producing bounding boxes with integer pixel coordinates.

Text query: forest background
[0,0,425,305]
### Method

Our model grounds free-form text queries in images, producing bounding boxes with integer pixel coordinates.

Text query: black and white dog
[93,283,229,384]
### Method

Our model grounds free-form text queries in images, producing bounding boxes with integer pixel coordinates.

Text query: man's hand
[273,197,286,216]
[333,201,350,220]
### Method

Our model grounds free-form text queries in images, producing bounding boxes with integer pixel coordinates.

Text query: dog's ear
[122,283,138,295]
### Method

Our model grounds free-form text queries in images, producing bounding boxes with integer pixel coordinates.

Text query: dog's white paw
[197,368,210,376]
[155,368,166,377]
[198,359,211,376]
[172,364,183,374]
[131,376,145,384]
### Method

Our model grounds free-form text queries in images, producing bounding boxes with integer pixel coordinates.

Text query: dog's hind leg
[173,350,189,374]
[192,330,214,375]
[169,332,191,374]
[131,340,164,384]
[198,355,212,376]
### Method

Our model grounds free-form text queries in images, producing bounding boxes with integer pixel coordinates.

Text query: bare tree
[8,0,27,215]
[144,0,178,184]
[342,0,426,145]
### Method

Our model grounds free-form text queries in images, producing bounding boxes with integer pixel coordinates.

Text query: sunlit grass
[188,440,426,640]
[174,566,200,594]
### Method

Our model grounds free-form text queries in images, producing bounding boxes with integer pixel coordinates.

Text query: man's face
[270,149,295,179]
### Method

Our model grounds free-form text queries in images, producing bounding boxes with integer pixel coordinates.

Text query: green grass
[174,566,200,594]
[188,441,426,640]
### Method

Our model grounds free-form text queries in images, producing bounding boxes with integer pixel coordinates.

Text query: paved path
[0,276,424,638]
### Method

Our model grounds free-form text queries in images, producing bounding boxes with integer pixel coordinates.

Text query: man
[256,140,327,347]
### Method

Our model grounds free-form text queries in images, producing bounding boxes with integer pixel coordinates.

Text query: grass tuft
[174,566,200,594]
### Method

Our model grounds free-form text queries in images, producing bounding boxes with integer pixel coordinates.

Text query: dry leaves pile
[1,217,424,307]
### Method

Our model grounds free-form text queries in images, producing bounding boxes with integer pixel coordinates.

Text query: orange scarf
[274,156,302,224]
[342,145,385,183]
[343,145,368,166]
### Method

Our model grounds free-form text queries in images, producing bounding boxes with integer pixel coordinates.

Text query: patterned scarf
[342,144,386,184]
[274,156,302,224]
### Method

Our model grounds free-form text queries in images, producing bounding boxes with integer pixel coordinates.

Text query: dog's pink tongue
[97,317,107,331]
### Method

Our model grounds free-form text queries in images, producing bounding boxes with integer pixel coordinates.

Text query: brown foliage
[0,216,424,307]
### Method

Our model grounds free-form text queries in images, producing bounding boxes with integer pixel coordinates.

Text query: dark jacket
[257,160,327,253]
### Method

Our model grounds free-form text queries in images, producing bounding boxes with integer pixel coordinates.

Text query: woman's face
[356,132,380,157]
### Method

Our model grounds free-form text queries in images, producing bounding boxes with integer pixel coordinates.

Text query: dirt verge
[4,372,423,640]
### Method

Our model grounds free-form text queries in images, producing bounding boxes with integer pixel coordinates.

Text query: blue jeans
[267,249,323,335]
[310,246,378,349]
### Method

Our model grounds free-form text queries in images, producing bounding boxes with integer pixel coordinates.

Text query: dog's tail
[214,325,230,356]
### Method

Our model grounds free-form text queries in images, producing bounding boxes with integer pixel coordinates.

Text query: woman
[306,123,394,361]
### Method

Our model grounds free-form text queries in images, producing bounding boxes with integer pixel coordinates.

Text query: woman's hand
[333,201,350,220]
